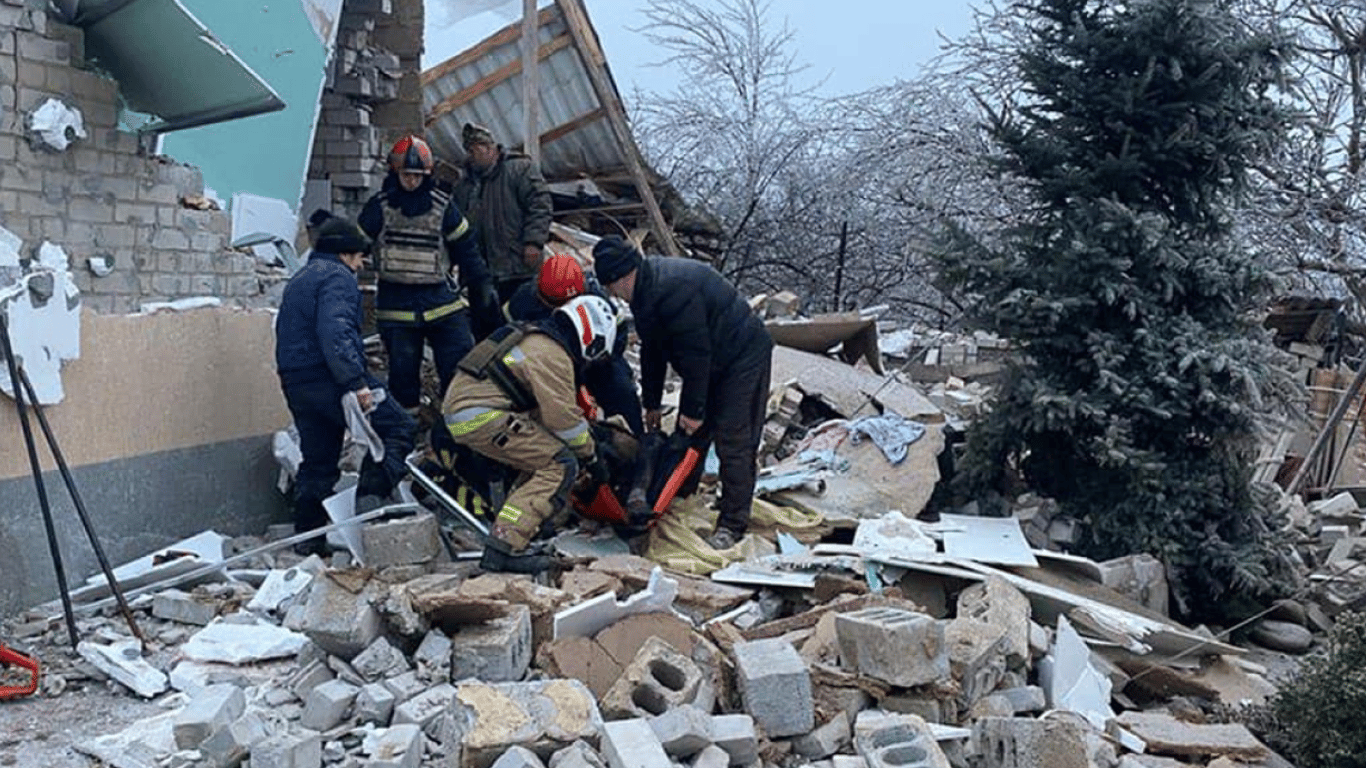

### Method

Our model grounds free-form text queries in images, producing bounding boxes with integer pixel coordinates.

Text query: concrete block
[382,670,427,703]
[361,510,442,567]
[944,619,1009,711]
[443,679,603,768]
[602,637,710,719]
[692,745,729,768]
[793,712,851,759]
[352,637,411,682]
[363,723,424,768]
[601,718,670,768]
[647,704,712,758]
[357,681,397,725]
[290,660,335,700]
[300,678,360,731]
[198,709,270,768]
[955,576,1031,664]
[709,714,757,766]
[996,686,1046,714]
[153,588,218,625]
[173,683,246,749]
[414,630,453,684]
[251,729,322,768]
[972,717,1090,768]
[290,571,383,659]
[854,714,950,768]
[392,682,455,736]
[835,608,948,688]
[451,604,532,682]
[548,741,606,768]
[491,745,547,768]
[831,758,867,768]
[732,638,813,738]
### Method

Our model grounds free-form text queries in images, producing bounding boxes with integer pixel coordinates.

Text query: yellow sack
[642,496,829,577]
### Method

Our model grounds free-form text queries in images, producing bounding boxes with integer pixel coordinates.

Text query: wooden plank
[425,35,573,126]
[537,106,606,146]
[521,0,542,164]
[421,3,560,86]
[555,0,682,257]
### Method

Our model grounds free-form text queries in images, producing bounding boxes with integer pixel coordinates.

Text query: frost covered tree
[939,0,1302,617]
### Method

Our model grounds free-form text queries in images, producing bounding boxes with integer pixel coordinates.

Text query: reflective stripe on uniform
[444,406,504,436]
[555,419,590,447]
[375,298,469,324]
[498,504,523,523]
[445,217,471,241]
[502,346,525,367]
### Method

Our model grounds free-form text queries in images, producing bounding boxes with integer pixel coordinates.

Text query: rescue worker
[504,254,644,435]
[359,135,500,411]
[442,295,617,573]
[592,236,773,550]
[275,217,416,554]
[451,122,553,315]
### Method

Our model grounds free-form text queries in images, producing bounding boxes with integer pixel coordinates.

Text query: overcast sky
[424,1,978,98]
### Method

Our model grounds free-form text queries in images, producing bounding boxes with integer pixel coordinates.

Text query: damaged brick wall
[306,0,424,219]
[0,0,267,315]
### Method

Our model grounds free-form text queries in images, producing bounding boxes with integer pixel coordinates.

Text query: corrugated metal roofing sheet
[421,2,630,181]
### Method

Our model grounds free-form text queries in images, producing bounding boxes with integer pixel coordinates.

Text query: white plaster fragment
[77,639,169,698]
[75,709,179,768]
[0,225,21,268]
[29,98,87,150]
[247,566,316,614]
[0,268,81,404]
[182,618,310,665]
[1039,614,1114,730]
[139,296,223,313]
[553,566,680,639]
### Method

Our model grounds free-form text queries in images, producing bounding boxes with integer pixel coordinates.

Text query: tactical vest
[457,320,579,412]
[377,188,450,285]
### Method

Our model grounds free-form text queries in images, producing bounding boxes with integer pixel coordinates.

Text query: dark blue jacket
[276,252,368,391]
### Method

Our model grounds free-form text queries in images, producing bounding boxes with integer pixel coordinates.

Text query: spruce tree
[940,0,1299,618]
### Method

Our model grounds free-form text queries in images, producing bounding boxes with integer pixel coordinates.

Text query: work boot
[479,540,553,574]
[705,526,741,551]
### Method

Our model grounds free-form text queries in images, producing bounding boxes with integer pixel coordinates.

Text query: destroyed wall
[0,1,268,316]
[0,307,291,615]
[304,0,423,221]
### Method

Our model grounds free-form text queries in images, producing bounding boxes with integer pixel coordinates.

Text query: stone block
[352,637,411,682]
[490,745,546,768]
[732,638,813,738]
[854,714,950,768]
[450,604,532,683]
[300,678,359,731]
[364,723,424,768]
[647,704,712,758]
[289,571,383,659]
[361,510,442,567]
[835,607,948,688]
[356,681,396,725]
[251,729,322,768]
[601,718,670,768]
[709,714,757,766]
[415,630,453,684]
[173,683,246,749]
[602,637,710,720]
[793,712,851,759]
[972,717,1090,768]
[442,679,603,768]
[392,682,455,736]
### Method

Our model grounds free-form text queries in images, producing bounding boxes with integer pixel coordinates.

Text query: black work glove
[583,448,611,488]
[469,281,502,340]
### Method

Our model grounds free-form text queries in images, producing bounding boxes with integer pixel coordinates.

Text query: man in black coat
[592,236,773,549]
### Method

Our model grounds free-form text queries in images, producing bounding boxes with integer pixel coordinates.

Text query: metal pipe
[16,365,144,642]
[405,457,490,538]
[0,313,79,650]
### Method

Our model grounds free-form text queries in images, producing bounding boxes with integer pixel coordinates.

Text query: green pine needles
[939,0,1300,618]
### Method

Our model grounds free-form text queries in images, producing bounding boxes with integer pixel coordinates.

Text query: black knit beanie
[593,235,642,285]
[313,217,371,255]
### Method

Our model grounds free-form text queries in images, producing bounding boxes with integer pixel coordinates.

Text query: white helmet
[556,295,616,362]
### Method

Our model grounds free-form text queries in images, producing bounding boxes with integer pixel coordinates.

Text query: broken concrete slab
[1114,711,1269,760]
[954,575,1031,664]
[181,619,309,665]
[793,711,851,759]
[1098,554,1169,616]
[199,709,271,768]
[443,679,604,768]
[587,555,753,617]
[77,638,169,698]
[414,629,453,684]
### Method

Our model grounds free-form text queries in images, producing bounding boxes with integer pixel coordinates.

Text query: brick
[450,604,532,683]
[490,745,546,768]
[361,510,443,568]
[647,704,711,758]
[17,31,68,64]
[836,608,949,687]
[16,58,44,88]
[251,729,322,768]
[443,680,603,768]
[150,273,188,296]
[365,723,423,768]
[709,715,757,766]
[956,576,1030,664]
[150,227,190,249]
[352,637,411,682]
[356,681,396,725]
[95,223,136,248]
[173,683,246,749]
[300,678,360,731]
[602,636,709,720]
[601,719,669,768]
[153,588,218,626]
[139,182,178,204]
[391,682,455,736]
[113,201,156,223]
[732,638,813,738]
[188,273,215,295]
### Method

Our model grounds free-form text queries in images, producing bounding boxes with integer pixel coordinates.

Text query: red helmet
[388,135,434,174]
[538,254,585,304]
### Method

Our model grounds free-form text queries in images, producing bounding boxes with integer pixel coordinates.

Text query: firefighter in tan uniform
[442,295,616,572]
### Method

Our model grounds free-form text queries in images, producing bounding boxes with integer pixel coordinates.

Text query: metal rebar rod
[16,364,144,642]
[0,313,79,650]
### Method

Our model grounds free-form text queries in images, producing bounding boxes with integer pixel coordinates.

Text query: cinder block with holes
[600,636,708,720]
[855,719,951,768]
[836,607,949,688]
